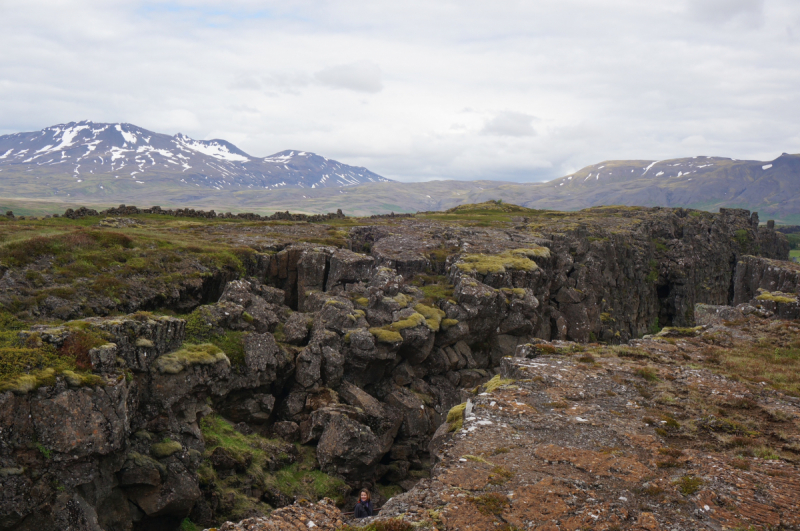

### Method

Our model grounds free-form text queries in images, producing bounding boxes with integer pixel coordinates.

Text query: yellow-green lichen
[483,375,515,392]
[155,344,229,374]
[354,297,369,307]
[756,291,798,304]
[62,370,105,388]
[0,374,41,394]
[447,402,467,432]
[393,293,413,308]
[389,312,427,331]
[324,299,349,309]
[414,304,446,332]
[369,328,403,344]
[441,319,459,330]
[127,451,167,475]
[151,439,183,458]
[457,248,547,275]
[500,287,526,297]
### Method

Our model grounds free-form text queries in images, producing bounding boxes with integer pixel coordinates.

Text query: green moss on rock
[389,312,426,331]
[447,402,467,432]
[441,319,459,330]
[457,247,547,275]
[756,291,798,304]
[483,375,515,392]
[414,304,445,332]
[369,328,403,344]
[62,370,105,388]
[151,439,183,458]
[155,344,229,374]
[393,293,412,308]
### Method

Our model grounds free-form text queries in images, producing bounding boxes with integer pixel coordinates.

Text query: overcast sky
[1,0,799,182]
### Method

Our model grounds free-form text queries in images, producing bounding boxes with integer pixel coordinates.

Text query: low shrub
[675,475,703,496]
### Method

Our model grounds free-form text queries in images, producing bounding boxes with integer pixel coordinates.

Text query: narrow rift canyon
[1,202,798,531]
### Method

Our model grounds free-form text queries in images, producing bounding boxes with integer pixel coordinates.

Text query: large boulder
[218,279,283,333]
[316,414,383,479]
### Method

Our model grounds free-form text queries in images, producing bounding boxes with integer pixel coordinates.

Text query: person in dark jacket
[354,489,373,518]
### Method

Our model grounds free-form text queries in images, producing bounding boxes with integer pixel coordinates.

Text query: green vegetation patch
[483,374,516,392]
[675,475,703,496]
[414,303,445,332]
[0,222,257,314]
[441,318,459,330]
[756,291,798,304]
[447,402,467,432]
[635,367,659,382]
[410,274,454,304]
[457,248,548,275]
[389,312,425,332]
[155,344,229,374]
[368,311,428,342]
[199,415,347,523]
[179,519,201,531]
[0,230,134,267]
[151,439,183,458]
[369,328,403,344]
[0,317,109,393]
[185,306,247,367]
[645,259,659,284]
[703,330,800,397]
[470,492,510,516]
[393,293,412,308]
[340,519,413,531]
[734,229,751,247]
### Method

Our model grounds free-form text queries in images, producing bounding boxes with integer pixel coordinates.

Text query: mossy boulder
[154,344,229,374]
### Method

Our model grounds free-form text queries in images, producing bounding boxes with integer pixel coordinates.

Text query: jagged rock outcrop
[0,204,791,531]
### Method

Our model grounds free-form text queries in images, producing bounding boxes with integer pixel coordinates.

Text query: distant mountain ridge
[543,154,800,214]
[0,121,390,199]
[0,121,798,222]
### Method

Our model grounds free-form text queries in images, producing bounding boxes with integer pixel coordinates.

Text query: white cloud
[481,111,537,137]
[0,0,799,183]
[314,61,383,93]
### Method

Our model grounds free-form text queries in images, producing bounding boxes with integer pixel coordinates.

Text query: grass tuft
[483,374,516,392]
[155,344,229,374]
[446,402,467,432]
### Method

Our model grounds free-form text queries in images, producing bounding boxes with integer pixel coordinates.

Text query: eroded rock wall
[0,206,790,531]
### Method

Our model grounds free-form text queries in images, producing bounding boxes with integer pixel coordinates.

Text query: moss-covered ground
[198,415,348,526]
[0,214,259,317]
[0,312,108,392]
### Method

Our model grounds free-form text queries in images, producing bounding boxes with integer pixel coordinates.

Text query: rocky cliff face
[0,203,790,530]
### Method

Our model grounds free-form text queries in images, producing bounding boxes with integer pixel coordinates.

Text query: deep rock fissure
[0,205,792,531]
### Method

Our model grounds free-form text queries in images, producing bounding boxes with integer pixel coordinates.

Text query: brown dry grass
[711,323,800,396]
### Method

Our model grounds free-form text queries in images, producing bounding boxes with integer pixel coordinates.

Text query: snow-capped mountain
[0,121,390,193]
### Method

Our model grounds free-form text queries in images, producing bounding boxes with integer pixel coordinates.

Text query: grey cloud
[687,0,765,25]
[314,61,383,93]
[1,1,800,184]
[481,111,537,137]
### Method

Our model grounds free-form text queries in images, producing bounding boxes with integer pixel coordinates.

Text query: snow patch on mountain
[0,121,391,193]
